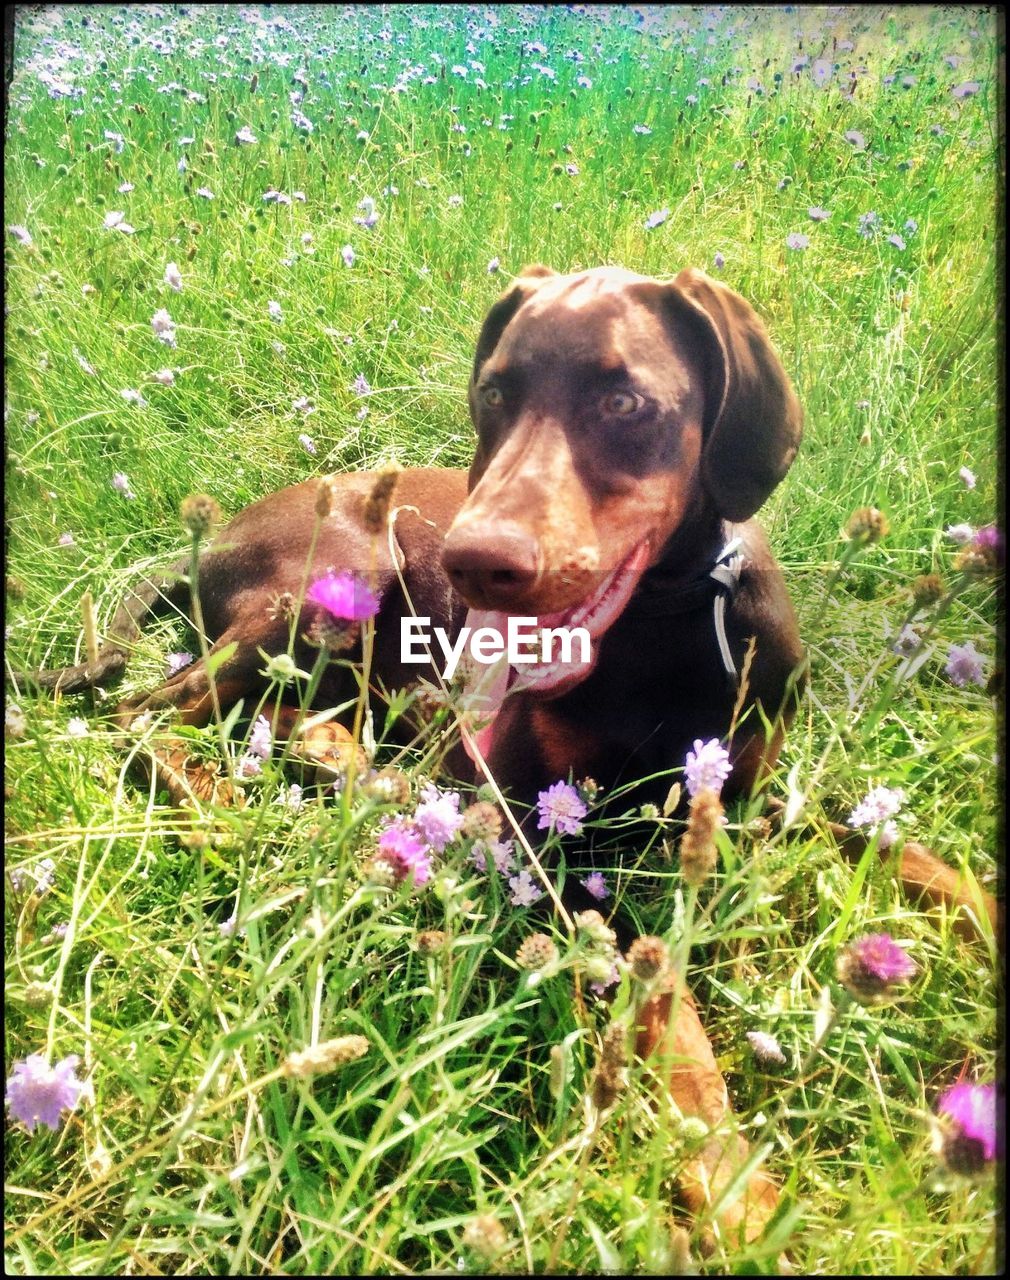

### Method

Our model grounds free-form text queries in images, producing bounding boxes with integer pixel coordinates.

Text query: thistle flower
[307,571,380,621]
[836,933,917,1004]
[680,788,723,886]
[375,819,432,887]
[933,1082,1000,1177]
[536,780,587,835]
[627,934,669,981]
[845,507,889,543]
[180,494,221,538]
[283,1035,369,1077]
[911,573,943,607]
[515,933,559,971]
[5,1053,86,1132]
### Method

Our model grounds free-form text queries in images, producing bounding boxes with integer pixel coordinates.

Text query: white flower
[164,261,183,292]
[151,308,177,346]
[66,718,89,739]
[7,224,33,247]
[117,181,134,193]
[341,244,355,267]
[268,300,283,322]
[120,388,148,407]
[151,368,175,385]
[235,125,258,145]
[959,466,976,490]
[196,186,214,200]
[102,210,135,234]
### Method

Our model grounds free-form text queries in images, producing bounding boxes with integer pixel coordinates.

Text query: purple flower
[857,211,879,239]
[946,523,975,545]
[152,368,176,385]
[268,300,283,323]
[111,472,135,499]
[945,641,987,688]
[236,753,263,779]
[166,651,194,676]
[58,532,75,547]
[164,261,183,292]
[413,783,465,853]
[352,373,372,396]
[376,819,433,887]
[341,244,355,267]
[151,308,177,346]
[7,224,33,247]
[582,871,609,901]
[235,125,258,145]
[487,257,500,273]
[807,206,831,221]
[248,715,272,760]
[786,232,810,251]
[847,784,906,849]
[713,250,725,270]
[935,1082,1000,1174]
[644,207,670,230]
[470,837,515,874]
[974,525,1004,564]
[887,233,906,251]
[891,625,922,657]
[836,933,917,1003]
[951,81,980,99]
[5,1054,86,1132]
[307,571,380,622]
[537,781,587,836]
[589,961,620,996]
[353,196,379,230]
[508,869,545,907]
[299,433,317,455]
[843,129,866,149]
[684,738,732,798]
[196,186,214,200]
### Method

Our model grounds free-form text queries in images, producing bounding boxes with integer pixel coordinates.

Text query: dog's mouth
[465,538,652,698]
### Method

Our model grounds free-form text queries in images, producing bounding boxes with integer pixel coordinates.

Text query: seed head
[574,909,616,949]
[462,1213,507,1260]
[361,765,411,807]
[836,933,917,1005]
[180,494,221,538]
[283,1035,369,1077]
[515,932,559,971]
[414,929,449,955]
[362,463,400,534]
[461,800,503,841]
[845,506,890,544]
[911,573,944,607]
[591,1021,628,1111]
[627,935,669,982]
[679,788,723,886]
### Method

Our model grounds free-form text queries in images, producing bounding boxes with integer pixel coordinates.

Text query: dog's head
[442,264,802,634]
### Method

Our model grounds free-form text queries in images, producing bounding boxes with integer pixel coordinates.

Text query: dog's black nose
[442,524,539,607]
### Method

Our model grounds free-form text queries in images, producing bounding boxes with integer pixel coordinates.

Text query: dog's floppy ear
[471,265,556,382]
[670,268,802,521]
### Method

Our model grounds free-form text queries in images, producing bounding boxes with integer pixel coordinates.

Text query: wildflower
[836,933,917,1004]
[353,196,379,230]
[857,210,879,239]
[164,261,183,292]
[178,156,187,174]
[946,523,975,544]
[890,624,922,657]
[887,233,906,251]
[684,738,732,798]
[102,210,135,234]
[58,532,76,547]
[951,81,980,99]
[848,784,906,849]
[632,123,653,135]
[959,466,977,490]
[236,753,262,779]
[786,232,810,251]
[307,571,380,622]
[248,715,272,761]
[508,869,544,907]
[120,388,147,407]
[644,206,670,230]
[196,187,214,199]
[462,1214,508,1261]
[361,766,411,807]
[111,472,135,499]
[414,783,465,853]
[7,224,33,247]
[845,506,889,543]
[807,206,831,221]
[118,181,133,194]
[277,782,304,811]
[151,308,177,346]
[352,373,372,396]
[375,819,433,887]
[66,717,89,739]
[746,1030,787,1065]
[487,257,500,273]
[843,129,866,149]
[235,125,257,145]
[50,922,70,941]
[298,433,316,455]
[461,801,502,841]
[537,780,587,836]
[340,243,355,268]
[582,871,608,901]
[470,837,515,874]
[945,641,987,688]
[713,250,725,270]
[104,129,125,153]
[576,75,592,89]
[268,300,283,323]
[680,787,723,886]
[415,929,449,955]
[973,524,1004,566]
[515,933,559,971]
[627,935,669,981]
[151,368,175,385]
[5,1053,86,1132]
[180,494,221,537]
[283,1035,369,1077]
[911,574,943,607]
[933,1082,1000,1176]
[166,651,194,676]
[591,1022,628,1110]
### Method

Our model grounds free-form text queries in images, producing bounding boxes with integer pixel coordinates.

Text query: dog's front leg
[635,974,780,1248]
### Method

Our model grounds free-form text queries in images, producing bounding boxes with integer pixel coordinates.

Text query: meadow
[3,4,1002,1274]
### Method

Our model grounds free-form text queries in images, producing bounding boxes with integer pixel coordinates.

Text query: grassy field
[4,4,1001,1274]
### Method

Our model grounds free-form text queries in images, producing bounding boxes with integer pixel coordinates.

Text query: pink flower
[935,1082,1000,1174]
[959,466,976,490]
[5,1053,86,1132]
[536,781,587,836]
[413,784,464,852]
[836,933,917,1003]
[376,820,433,886]
[684,738,732,798]
[307,571,380,622]
[581,871,608,901]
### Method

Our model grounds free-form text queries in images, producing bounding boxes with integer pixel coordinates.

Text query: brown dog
[23,266,996,1246]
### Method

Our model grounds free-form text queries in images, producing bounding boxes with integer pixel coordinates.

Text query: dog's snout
[442,524,539,607]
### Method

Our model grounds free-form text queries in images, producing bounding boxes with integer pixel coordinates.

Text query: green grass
[4,4,1000,1274]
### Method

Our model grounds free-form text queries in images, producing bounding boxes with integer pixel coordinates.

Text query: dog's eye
[482,386,504,408]
[602,390,642,416]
